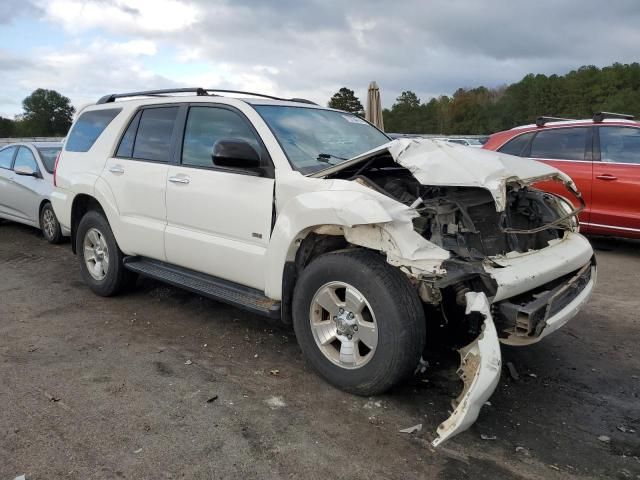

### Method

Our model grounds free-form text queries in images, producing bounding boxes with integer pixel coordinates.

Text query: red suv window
[598,126,640,164]
[529,127,589,161]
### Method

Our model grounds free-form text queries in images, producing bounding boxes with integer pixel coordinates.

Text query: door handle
[596,174,617,181]
[109,165,125,174]
[168,175,190,184]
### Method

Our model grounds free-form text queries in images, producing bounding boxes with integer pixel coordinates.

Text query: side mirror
[212,139,261,171]
[14,165,38,177]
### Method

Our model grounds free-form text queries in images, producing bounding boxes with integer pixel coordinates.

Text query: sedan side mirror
[14,165,39,177]
[212,139,262,171]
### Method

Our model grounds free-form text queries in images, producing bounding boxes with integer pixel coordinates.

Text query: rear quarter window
[65,109,122,152]
[498,132,535,156]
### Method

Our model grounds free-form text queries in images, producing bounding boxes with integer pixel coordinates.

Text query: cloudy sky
[1,0,639,117]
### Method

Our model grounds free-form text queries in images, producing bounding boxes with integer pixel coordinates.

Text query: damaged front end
[313,139,596,446]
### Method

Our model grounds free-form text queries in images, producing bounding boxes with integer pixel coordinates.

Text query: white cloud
[40,0,199,34]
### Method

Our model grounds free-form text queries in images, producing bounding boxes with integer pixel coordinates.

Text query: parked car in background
[52,88,595,446]
[446,137,484,148]
[0,142,65,243]
[483,112,640,239]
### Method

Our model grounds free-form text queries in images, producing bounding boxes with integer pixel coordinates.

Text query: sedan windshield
[252,105,390,173]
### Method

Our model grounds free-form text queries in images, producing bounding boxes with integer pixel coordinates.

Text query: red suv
[484,113,640,239]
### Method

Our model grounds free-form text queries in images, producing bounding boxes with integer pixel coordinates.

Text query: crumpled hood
[311,138,576,211]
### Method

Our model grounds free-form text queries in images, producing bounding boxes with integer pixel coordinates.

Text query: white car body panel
[432,292,502,447]
[165,165,274,290]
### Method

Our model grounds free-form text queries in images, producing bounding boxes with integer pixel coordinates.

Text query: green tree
[328,87,364,115]
[0,117,15,137]
[394,91,421,109]
[20,89,75,136]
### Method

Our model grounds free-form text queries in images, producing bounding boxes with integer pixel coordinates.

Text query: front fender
[264,190,393,299]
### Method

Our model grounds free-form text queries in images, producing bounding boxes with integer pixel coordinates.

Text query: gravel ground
[1,221,639,480]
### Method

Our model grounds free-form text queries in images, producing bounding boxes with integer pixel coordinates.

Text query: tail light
[53,151,61,187]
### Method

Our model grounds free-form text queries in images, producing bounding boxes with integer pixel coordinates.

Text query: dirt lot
[1,222,639,480]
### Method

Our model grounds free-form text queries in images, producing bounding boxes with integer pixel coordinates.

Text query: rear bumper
[50,188,72,231]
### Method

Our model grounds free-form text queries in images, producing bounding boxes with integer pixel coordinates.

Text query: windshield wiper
[317,152,348,164]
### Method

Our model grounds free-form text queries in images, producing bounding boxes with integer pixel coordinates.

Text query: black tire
[292,249,426,396]
[40,202,63,244]
[76,210,136,296]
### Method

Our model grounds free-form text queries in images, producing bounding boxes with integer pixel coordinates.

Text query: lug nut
[353,325,358,331]
[333,316,337,320]
[347,334,353,340]
[338,308,344,314]
[348,312,354,319]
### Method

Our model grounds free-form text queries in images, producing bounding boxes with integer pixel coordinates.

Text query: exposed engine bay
[331,155,578,260]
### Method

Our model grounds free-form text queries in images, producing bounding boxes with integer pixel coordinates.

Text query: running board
[123,257,281,319]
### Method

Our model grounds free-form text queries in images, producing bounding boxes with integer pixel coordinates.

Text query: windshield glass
[252,105,390,173]
[36,146,62,173]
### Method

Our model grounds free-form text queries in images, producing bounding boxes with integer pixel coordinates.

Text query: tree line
[329,62,640,135]
[0,89,75,137]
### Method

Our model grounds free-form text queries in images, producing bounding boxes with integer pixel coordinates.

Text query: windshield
[252,105,390,173]
[36,146,62,173]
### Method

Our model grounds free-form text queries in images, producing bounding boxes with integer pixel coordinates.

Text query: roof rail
[96,88,317,106]
[592,111,635,123]
[535,116,575,127]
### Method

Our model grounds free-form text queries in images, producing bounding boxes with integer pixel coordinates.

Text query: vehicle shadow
[588,234,640,257]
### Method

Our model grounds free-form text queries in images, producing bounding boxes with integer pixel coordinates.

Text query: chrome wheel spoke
[314,286,341,317]
[356,321,377,349]
[339,339,358,366]
[345,286,365,314]
[312,320,337,346]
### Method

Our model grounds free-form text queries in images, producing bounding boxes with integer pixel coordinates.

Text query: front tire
[76,210,136,296]
[40,203,63,244]
[292,249,426,396]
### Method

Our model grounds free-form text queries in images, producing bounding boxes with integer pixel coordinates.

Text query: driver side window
[181,106,261,168]
[14,147,39,173]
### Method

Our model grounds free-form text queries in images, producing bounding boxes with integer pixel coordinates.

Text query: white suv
[52,88,596,446]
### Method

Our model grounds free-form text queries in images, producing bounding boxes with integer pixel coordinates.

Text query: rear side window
[498,132,534,156]
[529,127,588,161]
[36,147,62,173]
[599,127,640,164]
[65,109,122,152]
[131,107,179,162]
[116,111,142,158]
[0,146,16,169]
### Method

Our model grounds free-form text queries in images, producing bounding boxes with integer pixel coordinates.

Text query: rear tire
[40,203,63,244]
[292,249,426,396]
[76,210,136,296]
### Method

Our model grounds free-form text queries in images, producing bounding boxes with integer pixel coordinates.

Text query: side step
[123,257,281,319]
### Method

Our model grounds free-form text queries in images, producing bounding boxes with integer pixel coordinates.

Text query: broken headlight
[555,196,580,232]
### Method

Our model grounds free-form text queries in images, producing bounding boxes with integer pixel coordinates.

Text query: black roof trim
[592,111,635,123]
[96,88,317,106]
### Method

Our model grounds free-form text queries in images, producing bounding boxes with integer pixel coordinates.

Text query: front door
[165,105,275,291]
[0,146,17,218]
[590,125,640,236]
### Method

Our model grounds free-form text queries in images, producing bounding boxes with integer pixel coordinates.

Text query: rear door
[524,126,593,224]
[0,146,17,217]
[590,125,640,236]
[164,104,275,290]
[103,105,181,260]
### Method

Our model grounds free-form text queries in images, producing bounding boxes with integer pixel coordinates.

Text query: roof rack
[535,116,575,127]
[96,88,317,106]
[592,111,635,123]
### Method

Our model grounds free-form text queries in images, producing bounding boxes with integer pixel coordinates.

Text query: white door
[165,105,275,290]
[0,146,17,218]
[102,106,180,260]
